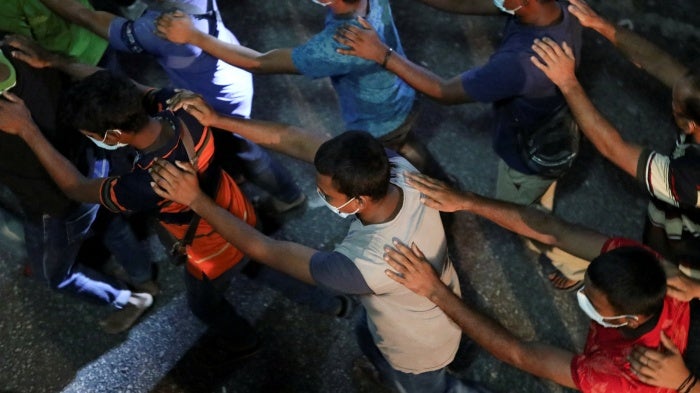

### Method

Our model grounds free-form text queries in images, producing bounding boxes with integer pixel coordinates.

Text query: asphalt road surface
[0,0,698,392]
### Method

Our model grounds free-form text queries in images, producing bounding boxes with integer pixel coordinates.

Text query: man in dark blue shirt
[335,0,585,289]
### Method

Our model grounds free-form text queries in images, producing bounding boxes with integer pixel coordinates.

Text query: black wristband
[381,47,393,68]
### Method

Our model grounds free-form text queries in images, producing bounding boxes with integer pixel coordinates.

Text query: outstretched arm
[383,241,577,388]
[149,159,317,283]
[39,0,114,39]
[167,91,328,163]
[411,0,500,15]
[155,11,298,74]
[0,92,102,203]
[5,35,102,81]
[335,17,471,104]
[405,172,608,260]
[5,34,152,94]
[530,38,642,178]
[567,0,687,88]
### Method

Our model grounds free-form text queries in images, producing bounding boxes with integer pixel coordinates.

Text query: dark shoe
[255,193,307,215]
[100,292,153,334]
[351,356,392,393]
[191,332,261,369]
[538,254,582,292]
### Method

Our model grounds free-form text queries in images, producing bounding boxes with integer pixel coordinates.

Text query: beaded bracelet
[678,373,697,393]
[381,47,393,68]
[684,375,698,393]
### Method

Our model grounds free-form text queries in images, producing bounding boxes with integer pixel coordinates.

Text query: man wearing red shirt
[380,172,697,393]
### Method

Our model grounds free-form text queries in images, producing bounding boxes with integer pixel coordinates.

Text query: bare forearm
[32,47,102,80]
[588,17,687,88]
[559,81,642,177]
[189,32,293,74]
[413,0,499,15]
[210,115,325,163]
[611,28,688,88]
[428,283,576,387]
[39,0,113,38]
[384,52,470,104]
[464,192,605,260]
[190,32,261,70]
[20,124,96,203]
[189,193,316,284]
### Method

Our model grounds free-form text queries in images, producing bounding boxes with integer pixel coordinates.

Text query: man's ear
[356,195,367,206]
[80,129,103,140]
[625,315,644,329]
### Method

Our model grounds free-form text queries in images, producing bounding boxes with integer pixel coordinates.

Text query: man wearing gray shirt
[147,93,482,392]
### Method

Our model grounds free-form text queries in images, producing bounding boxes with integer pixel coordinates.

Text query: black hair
[59,70,149,136]
[681,69,700,124]
[587,246,666,317]
[313,130,391,200]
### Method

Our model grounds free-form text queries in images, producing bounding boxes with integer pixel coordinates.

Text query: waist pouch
[516,106,580,178]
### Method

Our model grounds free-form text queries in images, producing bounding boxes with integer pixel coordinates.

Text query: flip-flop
[538,254,583,292]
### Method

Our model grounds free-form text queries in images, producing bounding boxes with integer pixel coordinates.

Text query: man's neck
[357,184,403,225]
[517,2,563,27]
[133,117,168,152]
[330,0,368,18]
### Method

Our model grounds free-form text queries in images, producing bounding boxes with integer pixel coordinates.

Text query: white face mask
[576,286,638,328]
[311,0,333,6]
[317,188,359,218]
[87,129,129,151]
[493,0,522,15]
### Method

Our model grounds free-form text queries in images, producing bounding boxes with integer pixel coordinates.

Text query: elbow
[73,9,97,27]
[521,210,559,246]
[433,83,466,105]
[495,341,531,369]
[248,63,266,74]
[64,187,87,203]
[507,346,530,369]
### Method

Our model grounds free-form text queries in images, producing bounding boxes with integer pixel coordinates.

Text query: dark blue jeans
[22,156,152,308]
[99,212,154,284]
[24,203,131,307]
[356,311,488,393]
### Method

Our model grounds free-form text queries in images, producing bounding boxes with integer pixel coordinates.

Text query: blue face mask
[493,0,522,15]
[317,188,359,218]
[87,129,129,151]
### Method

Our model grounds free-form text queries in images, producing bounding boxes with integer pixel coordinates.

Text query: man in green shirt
[0,0,107,65]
